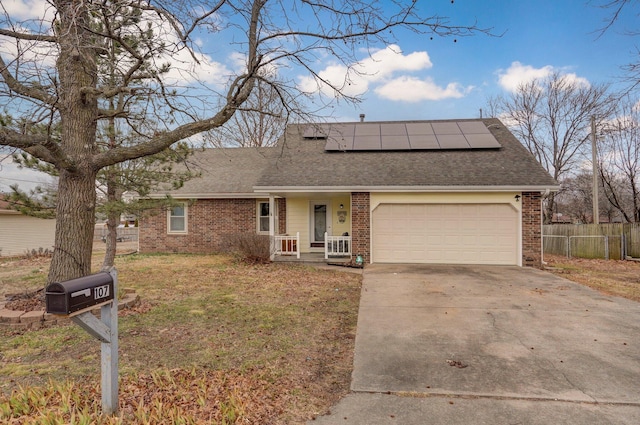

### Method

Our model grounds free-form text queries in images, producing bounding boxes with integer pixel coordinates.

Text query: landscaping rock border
[0,291,140,331]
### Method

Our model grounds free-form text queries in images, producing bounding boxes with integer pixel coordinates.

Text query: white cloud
[356,45,432,81]
[497,62,554,92]
[161,50,232,87]
[375,76,469,102]
[498,61,590,92]
[1,0,51,21]
[297,44,438,99]
[135,14,232,88]
[0,4,231,88]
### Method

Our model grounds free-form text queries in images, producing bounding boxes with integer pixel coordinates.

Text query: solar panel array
[303,121,501,151]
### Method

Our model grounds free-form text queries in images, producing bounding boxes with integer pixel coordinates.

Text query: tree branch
[0,28,57,43]
[0,55,57,105]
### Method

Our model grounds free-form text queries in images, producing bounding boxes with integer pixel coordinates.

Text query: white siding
[286,198,310,252]
[0,213,56,257]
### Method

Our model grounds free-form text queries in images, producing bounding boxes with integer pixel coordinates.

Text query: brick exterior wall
[140,199,283,254]
[522,191,542,268]
[277,198,286,234]
[351,192,371,263]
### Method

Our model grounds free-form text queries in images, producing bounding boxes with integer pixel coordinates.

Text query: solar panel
[465,133,501,148]
[323,121,500,151]
[324,137,344,150]
[436,134,471,149]
[458,121,491,134]
[328,124,356,138]
[353,135,381,150]
[355,123,381,136]
[406,122,434,135]
[381,134,410,150]
[408,134,439,149]
[431,122,462,135]
[381,123,407,135]
[303,125,328,139]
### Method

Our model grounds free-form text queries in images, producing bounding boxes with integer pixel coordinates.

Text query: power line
[0,176,51,184]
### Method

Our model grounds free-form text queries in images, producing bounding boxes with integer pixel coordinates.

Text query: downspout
[541,189,549,266]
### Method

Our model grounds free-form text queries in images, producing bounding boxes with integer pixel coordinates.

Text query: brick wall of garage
[522,191,542,268]
[140,198,286,254]
[351,192,371,263]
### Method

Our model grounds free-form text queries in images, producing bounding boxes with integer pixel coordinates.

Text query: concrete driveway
[311,264,640,424]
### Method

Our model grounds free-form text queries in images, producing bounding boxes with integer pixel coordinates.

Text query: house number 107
[94,285,110,300]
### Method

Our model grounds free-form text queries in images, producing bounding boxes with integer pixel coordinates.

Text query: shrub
[222,233,271,264]
[24,247,53,259]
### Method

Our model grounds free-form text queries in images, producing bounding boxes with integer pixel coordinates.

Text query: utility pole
[591,116,599,224]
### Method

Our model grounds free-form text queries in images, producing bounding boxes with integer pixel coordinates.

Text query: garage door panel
[372,203,518,265]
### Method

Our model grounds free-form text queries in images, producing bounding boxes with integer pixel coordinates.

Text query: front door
[310,201,331,247]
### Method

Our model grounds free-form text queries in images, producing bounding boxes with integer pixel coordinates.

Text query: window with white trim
[258,201,269,233]
[168,204,187,233]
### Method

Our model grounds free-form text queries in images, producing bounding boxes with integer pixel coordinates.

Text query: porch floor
[273,252,352,265]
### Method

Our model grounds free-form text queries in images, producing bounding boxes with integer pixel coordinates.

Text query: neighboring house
[0,197,56,257]
[140,118,559,267]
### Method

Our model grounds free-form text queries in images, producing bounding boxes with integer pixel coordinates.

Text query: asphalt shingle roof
[256,118,557,189]
[156,147,274,196]
[156,118,557,197]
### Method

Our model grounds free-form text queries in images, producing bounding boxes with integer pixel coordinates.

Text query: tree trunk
[102,170,119,269]
[49,169,97,283]
[47,0,98,283]
[543,192,555,224]
[102,211,118,269]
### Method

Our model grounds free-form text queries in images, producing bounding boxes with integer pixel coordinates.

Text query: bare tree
[555,173,621,223]
[598,97,640,222]
[0,1,488,283]
[207,78,287,147]
[488,72,615,223]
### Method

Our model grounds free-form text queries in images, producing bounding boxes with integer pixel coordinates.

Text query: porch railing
[274,232,300,258]
[325,232,351,259]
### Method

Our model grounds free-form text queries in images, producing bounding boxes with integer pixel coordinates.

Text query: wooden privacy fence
[543,223,640,260]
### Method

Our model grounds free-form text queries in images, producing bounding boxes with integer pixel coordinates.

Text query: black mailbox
[46,272,114,315]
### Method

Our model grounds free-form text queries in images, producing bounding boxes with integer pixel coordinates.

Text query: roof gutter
[145,192,273,199]
[252,185,561,193]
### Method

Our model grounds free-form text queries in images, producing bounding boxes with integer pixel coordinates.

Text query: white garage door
[372,204,519,265]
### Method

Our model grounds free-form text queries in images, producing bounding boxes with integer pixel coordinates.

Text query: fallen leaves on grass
[1,254,362,424]
[446,359,468,368]
[1,368,286,424]
[545,255,640,302]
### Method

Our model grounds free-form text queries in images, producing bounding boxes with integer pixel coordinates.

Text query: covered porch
[265,191,359,263]
[272,232,352,262]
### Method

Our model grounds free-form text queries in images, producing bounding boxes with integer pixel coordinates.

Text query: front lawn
[545,254,640,302]
[0,253,362,424]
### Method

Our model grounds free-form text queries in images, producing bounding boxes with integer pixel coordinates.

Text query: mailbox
[46,272,114,315]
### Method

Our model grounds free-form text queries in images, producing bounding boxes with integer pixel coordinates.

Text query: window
[258,201,269,233]
[168,204,187,233]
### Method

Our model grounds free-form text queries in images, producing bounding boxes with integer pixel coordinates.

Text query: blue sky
[314,0,638,121]
[0,0,638,191]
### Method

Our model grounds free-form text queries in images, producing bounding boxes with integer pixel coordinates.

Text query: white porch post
[269,195,275,261]
[324,231,329,259]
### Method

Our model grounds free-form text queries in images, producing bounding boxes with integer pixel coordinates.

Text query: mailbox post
[45,268,119,415]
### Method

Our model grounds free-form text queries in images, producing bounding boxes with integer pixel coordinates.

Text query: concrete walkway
[310,264,640,424]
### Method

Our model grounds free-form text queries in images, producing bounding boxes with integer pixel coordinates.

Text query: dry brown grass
[545,254,640,302]
[0,248,362,424]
